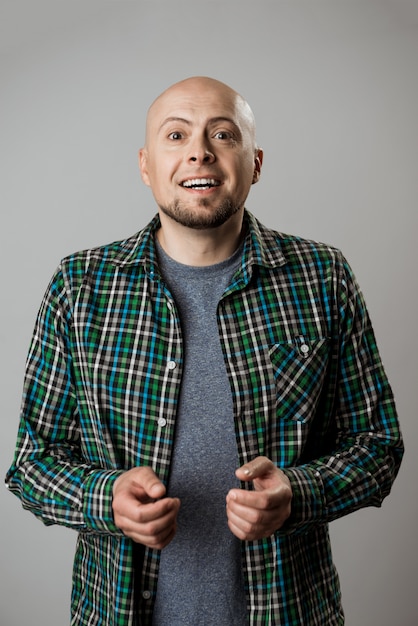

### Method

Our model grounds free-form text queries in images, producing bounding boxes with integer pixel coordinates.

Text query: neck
[156,211,245,266]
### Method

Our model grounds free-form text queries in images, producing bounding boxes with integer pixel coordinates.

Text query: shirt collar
[109,210,288,272]
[242,210,287,270]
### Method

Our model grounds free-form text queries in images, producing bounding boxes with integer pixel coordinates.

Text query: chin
[159,199,241,230]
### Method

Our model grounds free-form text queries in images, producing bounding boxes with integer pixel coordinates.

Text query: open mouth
[181,178,221,190]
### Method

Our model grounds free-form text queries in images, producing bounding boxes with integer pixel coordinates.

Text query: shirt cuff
[280,465,326,533]
[82,469,125,535]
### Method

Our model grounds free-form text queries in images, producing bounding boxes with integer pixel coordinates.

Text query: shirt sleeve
[5,266,124,535]
[280,254,404,534]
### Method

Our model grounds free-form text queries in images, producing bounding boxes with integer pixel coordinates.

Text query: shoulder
[60,215,158,280]
[247,211,348,272]
[47,217,159,309]
[61,228,149,271]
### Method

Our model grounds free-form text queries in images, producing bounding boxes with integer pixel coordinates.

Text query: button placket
[158,356,180,429]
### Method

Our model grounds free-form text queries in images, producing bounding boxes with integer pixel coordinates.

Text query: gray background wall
[1,1,417,624]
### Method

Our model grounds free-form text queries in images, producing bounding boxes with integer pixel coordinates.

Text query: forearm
[280,431,403,534]
[6,449,124,535]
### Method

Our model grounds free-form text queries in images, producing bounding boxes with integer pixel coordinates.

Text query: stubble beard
[158,196,242,230]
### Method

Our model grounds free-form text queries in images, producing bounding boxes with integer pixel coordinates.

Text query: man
[6,77,403,625]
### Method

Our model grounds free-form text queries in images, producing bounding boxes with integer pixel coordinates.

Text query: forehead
[146,81,255,136]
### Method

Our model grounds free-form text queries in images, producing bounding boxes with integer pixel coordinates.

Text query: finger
[132,503,176,535]
[114,489,179,530]
[113,467,167,503]
[126,515,178,548]
[226,494,289,541]
[227,517,250,541]
[226,506,270,541]
[226,494,263,523]
[130,480,165,504]
[134,497,180,525]
[226,486,291,534]
[226,487,276,511]
[119,498,180,548]
[142,523,177,549]
[131,467,167,500]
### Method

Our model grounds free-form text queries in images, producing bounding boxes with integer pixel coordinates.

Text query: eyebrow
[158,116,240,133]
[159,117,191,130]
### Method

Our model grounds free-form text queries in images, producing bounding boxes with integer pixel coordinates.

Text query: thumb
[235,456,274,482]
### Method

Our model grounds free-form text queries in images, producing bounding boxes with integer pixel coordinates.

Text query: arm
[281,259,403,533]
[228,256,403,538]
[5,267,122,534]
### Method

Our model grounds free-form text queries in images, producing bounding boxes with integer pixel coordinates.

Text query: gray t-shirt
[152,241,248,626]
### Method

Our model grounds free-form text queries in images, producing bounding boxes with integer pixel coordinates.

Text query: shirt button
[167,360,177,370]
[142,590,151,600]
[300,344,309,355]
[158,417,167,427]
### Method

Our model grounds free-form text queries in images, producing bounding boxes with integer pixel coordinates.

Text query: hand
[112,467,180,549]
[226,456,292,541]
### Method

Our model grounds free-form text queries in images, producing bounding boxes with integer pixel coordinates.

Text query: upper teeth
[182,178,219,188]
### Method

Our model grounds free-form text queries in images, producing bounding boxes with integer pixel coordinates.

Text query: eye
[213,130,233,140]
[168,131,184,140]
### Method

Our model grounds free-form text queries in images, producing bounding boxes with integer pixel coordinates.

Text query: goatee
[158,197,241,230]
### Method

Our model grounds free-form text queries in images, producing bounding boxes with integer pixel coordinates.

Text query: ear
[138,148,151,187]
[252,148,263,184]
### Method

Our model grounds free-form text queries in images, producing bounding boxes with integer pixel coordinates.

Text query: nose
[190,152,214,163]
[188,136,215,164]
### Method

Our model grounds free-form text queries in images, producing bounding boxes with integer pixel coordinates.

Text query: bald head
[144,76,257,149]
[138,76,263,235]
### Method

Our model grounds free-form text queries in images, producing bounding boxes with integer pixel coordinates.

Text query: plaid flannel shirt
[6,211,403,625]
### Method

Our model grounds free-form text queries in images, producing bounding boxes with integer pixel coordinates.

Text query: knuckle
[115,517,126,532]
[143,519,161,537]
[242,518,256,534]
[250,508,264,525]
[257,492,272,511]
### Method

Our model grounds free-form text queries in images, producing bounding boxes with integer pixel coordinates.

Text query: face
[139,77,262,230]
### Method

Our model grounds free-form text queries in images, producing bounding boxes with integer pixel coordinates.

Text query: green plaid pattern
[6,211,403,625]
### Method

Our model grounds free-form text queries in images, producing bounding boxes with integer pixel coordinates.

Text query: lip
[178,176,222,194]
[180,186,221,197]
[179,175,222,184]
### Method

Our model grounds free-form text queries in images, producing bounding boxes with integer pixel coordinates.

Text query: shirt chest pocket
[268,337,330,423]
